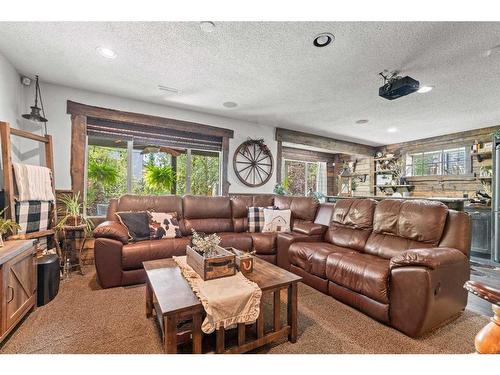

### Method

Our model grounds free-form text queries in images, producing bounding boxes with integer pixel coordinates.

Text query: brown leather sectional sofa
[283,198,471,337]
[93,194,471,338]
[93,193,323,288]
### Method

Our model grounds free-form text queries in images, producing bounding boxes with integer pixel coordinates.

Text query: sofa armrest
[390,247,467,270]
[389,247,470,337]
[277,232,323,271]
[292,222,327,236]
[93,221,129,244]
[94,237,124,288]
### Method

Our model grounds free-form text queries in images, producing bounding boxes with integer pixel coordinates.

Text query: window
[283,159,327,196]
[406,147,467,177]
[85,135,222,216]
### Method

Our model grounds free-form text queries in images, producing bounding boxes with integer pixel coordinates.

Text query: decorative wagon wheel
[233,139,273,187]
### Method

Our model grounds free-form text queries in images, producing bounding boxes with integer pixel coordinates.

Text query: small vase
[0,235,4,248]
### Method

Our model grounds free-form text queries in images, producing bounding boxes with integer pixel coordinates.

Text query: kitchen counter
[325,196,470,211]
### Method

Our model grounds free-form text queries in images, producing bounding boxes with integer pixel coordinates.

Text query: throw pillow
[262,208,291,233]
[115,211,151,242]
[248,206,274,233]
[148,211,182,239]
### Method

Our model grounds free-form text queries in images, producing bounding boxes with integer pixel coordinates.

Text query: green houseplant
[55,192,93,235]
[0,207,21,247]
[144,164,174,194]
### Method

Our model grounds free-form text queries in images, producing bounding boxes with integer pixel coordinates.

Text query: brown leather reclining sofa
[282,198,471,337]
[93,194,471,338]
[93,193,324,289]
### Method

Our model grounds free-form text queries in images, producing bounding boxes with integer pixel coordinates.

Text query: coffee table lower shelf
[144,258,301,354]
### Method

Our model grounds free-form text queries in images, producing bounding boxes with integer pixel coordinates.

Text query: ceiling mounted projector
[378,71,420,100]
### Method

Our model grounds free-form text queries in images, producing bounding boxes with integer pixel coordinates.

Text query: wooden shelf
[375,184,414,191]
[472,150,492,162]
[8,229,56,241]
[375,170,395,174]
[374,156,396,161]
[478,176,492,180]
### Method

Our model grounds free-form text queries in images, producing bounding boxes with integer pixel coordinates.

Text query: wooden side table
[464,280,500,354]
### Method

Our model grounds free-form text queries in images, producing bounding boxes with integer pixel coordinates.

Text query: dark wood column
[70,114,87,200]
[222,136,230,196]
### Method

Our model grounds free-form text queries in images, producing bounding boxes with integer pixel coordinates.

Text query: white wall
[0,52,22,128]
[24,82,278,193]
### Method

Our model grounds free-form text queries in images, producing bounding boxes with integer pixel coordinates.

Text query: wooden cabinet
[465,207,492,258]
[0,240,36,344]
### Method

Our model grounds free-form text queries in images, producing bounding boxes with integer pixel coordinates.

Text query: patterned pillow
[262,208,291,233]
[148,211,182,239]
[115,211,151,242]
[247,206,275,233]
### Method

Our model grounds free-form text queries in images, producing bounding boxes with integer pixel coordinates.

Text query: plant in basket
[191,229,221,258]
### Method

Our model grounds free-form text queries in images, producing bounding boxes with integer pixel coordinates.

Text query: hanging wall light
[22,75,48,134]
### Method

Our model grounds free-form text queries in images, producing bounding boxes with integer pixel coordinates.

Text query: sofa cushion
[325,252,391,304]
[122,237,191,270]
[325,198,376,251]
[289,242,356,279]
[218,232,253,251]
[182,195,233,234]
[274,195,318,224]
[373,199,448,244]
[113,194,183,220]
[365,199,449,259]
[250,232,277,255]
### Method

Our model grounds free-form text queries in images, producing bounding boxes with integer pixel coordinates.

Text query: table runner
[173,256,262,334]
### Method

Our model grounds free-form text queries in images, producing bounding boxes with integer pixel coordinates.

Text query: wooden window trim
[68,101,233,197]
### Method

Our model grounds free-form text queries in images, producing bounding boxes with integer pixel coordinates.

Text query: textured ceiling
[1,22,500,146]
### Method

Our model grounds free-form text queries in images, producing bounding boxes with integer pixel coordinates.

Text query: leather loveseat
[282,198,471,337]
[93,194,325,288]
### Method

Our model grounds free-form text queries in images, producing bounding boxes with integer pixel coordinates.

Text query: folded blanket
[13,163,55,202]
[173,255,262,334]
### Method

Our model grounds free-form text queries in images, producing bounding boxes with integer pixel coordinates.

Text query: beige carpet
[0,266,488,354]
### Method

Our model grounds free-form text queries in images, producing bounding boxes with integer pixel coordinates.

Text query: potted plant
[0,207,21,247]
[55,192,93,234]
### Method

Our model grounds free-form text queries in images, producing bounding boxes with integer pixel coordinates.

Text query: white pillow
[262,209,291,233]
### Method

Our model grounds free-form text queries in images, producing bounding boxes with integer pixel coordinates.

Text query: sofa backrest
[438,210,472,255]
[273,195,318,229]
[364,199,449,259]
[325,198,376,251]
[230,194,275,232]
[182,195,232,235]
[107,194,183,218]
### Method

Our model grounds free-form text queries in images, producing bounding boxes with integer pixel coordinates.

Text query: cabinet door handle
[7,286,14,303]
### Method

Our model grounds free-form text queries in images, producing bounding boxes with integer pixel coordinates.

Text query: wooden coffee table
[143,257,302,354]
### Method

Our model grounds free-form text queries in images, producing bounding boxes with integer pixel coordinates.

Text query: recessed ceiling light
[355,119,369,124]
[200,21,216,33]
[96,46,117,59]
[223,101,238,108]
[417,85,434,93]
[387,127,398,133]
[313,33,335,47]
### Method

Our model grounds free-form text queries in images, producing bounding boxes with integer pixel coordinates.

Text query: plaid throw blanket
[15,201,51,234]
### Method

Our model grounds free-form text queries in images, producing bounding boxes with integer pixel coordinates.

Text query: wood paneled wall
[377,126,500,198]
[335,154,372,197]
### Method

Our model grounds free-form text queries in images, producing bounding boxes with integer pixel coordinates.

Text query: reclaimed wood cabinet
[0,240,36,344]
